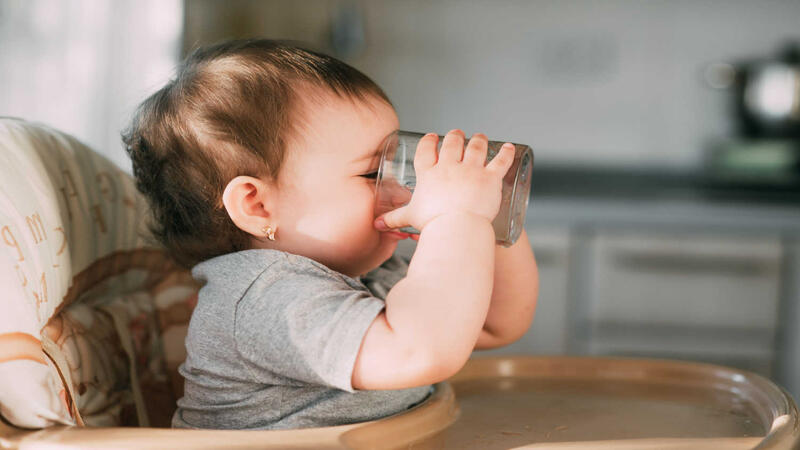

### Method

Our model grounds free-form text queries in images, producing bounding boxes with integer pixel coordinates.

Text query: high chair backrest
[0,118,198,429]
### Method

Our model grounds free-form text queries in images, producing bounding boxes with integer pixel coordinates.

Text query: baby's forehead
[293,84,392,122]
[290,88,397,156]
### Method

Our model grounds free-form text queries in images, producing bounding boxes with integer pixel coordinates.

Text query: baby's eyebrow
[354,147,381,163]
[353,130,397,163]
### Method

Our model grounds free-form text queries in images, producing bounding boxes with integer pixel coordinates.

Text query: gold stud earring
[262,226,276,241]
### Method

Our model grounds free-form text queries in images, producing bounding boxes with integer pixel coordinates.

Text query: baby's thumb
[374,207,409,231]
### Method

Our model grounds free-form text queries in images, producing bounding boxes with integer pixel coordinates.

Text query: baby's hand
[375,129,515,233]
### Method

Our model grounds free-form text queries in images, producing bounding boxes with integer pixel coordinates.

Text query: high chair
[0,117,797,449]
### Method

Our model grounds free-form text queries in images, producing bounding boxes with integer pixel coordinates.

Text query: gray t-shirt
[171,249,432,430]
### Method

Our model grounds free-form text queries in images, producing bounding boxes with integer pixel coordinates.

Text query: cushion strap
[99,305,150,428]
[40,335,85,427]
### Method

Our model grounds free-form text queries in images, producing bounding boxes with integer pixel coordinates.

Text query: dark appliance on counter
[705,43,800,194]
[733,43,800,140]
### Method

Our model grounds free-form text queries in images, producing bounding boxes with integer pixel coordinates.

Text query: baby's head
[123,39,403,277]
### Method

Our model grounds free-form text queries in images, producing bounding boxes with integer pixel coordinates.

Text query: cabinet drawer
[588,232,782,329]
[478,228,571,356]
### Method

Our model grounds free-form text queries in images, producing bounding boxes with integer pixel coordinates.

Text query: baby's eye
[361,171,379,179]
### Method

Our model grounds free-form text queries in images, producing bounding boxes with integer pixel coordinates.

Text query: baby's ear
[221,176,277,237]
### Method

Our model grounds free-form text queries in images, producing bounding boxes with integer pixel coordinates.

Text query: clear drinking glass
[375,130,534,247]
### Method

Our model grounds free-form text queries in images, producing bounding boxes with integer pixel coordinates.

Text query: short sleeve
[360,253,410,300]
[233,260,385,393]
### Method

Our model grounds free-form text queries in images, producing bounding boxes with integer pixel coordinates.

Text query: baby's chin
[376,233,400,257]
[326,232,400,277]
[354,235,399,275]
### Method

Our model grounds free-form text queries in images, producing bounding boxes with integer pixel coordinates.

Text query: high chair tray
[439,355,799,449]
[1,356,797,449]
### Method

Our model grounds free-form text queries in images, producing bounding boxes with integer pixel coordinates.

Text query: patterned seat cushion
[0,118,198,429]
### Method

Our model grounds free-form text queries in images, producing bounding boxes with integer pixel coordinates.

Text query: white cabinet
[477,228,572,356]
[401,221,787,379]
[580,230,783,376]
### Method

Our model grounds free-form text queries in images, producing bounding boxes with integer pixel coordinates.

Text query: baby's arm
[352,130,514,390]
[474,229,539,349]
[353,213,494,389]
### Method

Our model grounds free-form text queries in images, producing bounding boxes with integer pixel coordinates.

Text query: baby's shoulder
[265,251,368,293]
[191,249,371,316]
[191,249,283,285]
[233,250,376,322]
[202,249,366,291]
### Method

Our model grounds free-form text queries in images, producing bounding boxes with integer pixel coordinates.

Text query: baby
[123,39,539,430]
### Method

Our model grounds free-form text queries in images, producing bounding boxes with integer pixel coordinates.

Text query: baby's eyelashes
[361,171,379,179]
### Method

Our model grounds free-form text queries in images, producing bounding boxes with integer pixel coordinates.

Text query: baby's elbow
[510,302,537,344]
[506,319,533,346]
[512,291,539,340]
[478,305,537,349]
[416,346,471,384]
[475,328,522,350]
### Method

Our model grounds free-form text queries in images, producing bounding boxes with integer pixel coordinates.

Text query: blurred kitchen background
[1,0,799,399]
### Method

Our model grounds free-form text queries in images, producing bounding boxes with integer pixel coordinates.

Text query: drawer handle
[613,253,777,276]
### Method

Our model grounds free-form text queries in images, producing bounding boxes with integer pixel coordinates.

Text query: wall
[184,0,800,169]
[0,0,183,172]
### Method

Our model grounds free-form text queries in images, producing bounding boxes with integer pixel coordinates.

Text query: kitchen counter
[530,165,800,202]
[527,165,800,233]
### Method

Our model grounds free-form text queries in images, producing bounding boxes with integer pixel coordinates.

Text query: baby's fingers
[438,129,465,163]
[414,133,438,172]
[463,133,489,166]
[375,205,409,231]
[486,143,516,177]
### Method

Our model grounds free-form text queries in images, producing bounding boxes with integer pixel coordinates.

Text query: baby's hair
[122,39,391,268]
